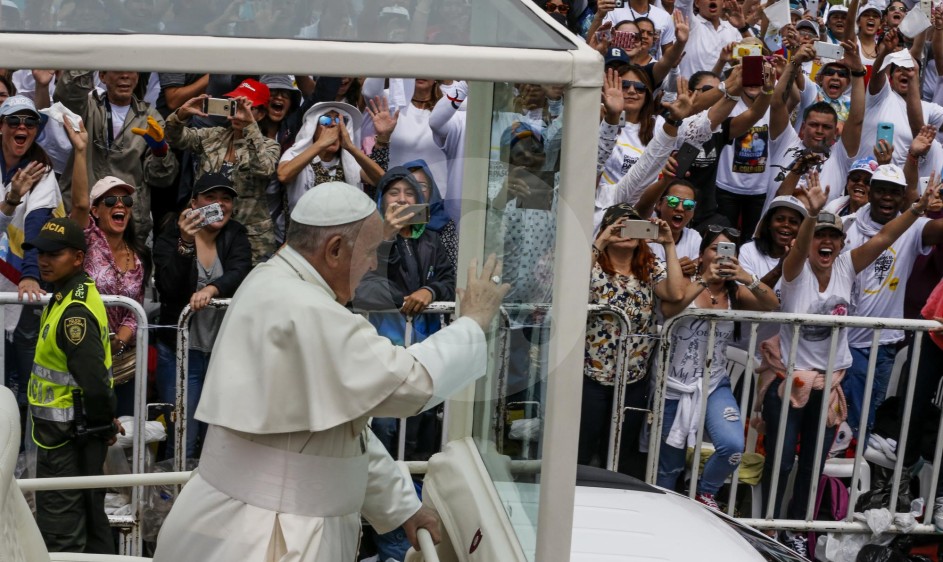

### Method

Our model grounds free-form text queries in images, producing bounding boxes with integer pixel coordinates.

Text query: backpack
[807,474,850,550]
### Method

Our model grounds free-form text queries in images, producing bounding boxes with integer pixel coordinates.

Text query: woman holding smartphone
[756,170,935,556]
[579,203,683,476]
[655,224,779,508]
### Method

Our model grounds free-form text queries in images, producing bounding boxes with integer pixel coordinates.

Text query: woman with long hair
[656,225,779,508]
[64,119,148,416]
[579,203,684,474]
[597,64,656,193]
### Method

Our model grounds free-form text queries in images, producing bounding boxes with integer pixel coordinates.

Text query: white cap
[879,49,916,72]
[290,181,377,226]
[871,164,907,187]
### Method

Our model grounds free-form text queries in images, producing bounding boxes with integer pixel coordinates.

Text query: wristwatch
[850,68,867,78]
[747,274,762,291]
[664,116,684,127]
[910,203,926,217]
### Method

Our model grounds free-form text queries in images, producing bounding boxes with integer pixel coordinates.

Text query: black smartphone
[674,142,700,178]
[516,170,555,211]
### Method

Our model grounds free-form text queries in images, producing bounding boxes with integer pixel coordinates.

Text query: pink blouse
[84,221,144,337]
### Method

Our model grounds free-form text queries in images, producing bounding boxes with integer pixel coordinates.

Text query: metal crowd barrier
[646,308,942,535]
[1,293,149,556]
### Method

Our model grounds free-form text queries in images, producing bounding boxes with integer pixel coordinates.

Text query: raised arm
[784,171,830,282]
[869,29,900,96]
[839,40,867,156]
[772,44,814,140]
[653,10,690,85]
[850,180,934,273]
[904,125,937,208]
[730,60,775,138]
[64,120,91,228]
[652,219,687,303]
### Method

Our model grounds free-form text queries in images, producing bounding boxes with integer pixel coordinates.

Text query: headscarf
[375,166,427,239]
[402,158,450,232]
[279,101,364,214]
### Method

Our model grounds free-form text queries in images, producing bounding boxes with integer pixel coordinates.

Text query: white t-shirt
[598,119,655,191]
[110,102,131,140]
[861,81,943,179]
[779,251,855,371]
[602,4,676,57]
[715,100,772,196]
[651,227,701,262]
[678,14,741,78]
[737,240,783,348]
[389,104,450,199]
[841,210,931,348]
[766,125,851,210]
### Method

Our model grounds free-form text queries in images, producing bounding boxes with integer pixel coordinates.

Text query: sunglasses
[705,224,740,240]
[887,5,907,12]
[318,115,349,127]
[695,85,715,93]
[544,2,569,14]
[820,67,849,78]
[4,115,40,129]
[99,195,134,208]
[663,195,697,211]
[621,80,648,93]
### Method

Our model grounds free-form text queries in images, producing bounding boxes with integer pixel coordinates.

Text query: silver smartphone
[621,220,658,240]
[202,97,237,118]
[716,241,736,275]
[401,204,430,225]
[188,202,224,228]
[814,41,844,60]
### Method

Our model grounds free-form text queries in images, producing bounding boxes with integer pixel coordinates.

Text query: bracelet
[724,91,741,103]
[375,136,391,145]
[4,196,22,206]
[910,203,926,217]
[177,237,196,257]
[664,117,684,127]
[592,244,602,256]
[761,89,775,96]
[850,69,867,77]
[114,340,128,356]
[747,274,762,291]
[739,26,751,33]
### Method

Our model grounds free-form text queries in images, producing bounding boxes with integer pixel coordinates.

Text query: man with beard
[840,154,943,437]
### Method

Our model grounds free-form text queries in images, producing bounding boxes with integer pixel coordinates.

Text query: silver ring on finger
[491,275,502,284]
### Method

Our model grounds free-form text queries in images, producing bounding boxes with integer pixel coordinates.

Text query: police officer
[24,217,122,554]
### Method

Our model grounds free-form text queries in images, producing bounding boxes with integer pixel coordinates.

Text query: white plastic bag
[115,415,167,449]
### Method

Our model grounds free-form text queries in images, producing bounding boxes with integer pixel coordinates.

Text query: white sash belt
[198,426,368,517]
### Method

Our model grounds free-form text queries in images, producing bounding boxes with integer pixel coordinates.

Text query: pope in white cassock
[152,181,509,561]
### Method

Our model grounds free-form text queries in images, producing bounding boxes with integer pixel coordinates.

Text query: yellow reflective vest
[28,279,112,447]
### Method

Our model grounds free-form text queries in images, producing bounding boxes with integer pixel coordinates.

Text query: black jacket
[354,230,455,311]
[153,219,252,346]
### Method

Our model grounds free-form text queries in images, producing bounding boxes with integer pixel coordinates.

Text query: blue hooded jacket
[352,167,456,346]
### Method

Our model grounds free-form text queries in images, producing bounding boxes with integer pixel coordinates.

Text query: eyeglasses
[637,30,655,37]
[621,80,648,93]
[3,115,40,129]
[318,115,349,127]
[705,224,740,240]
[798,29,817,38]
[99,195,134,208]
[544,2,570,14]
[820,67,849,78]
[887,4,907,12]
[663,195,697,211]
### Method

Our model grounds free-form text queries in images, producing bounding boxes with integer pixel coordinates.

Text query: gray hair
[286,218,366,258]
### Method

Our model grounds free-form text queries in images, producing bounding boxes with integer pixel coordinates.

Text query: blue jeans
[761,378,836,519]
[657,381,744,495]
[156,342,210,459]
[841,344,896,437]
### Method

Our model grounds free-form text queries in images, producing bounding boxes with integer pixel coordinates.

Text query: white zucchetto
[290,181,377,226]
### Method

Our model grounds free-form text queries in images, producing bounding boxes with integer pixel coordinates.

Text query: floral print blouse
[84,221,144,337]
[584,259,666,386]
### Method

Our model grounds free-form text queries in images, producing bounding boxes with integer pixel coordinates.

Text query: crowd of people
[2,0,943,559]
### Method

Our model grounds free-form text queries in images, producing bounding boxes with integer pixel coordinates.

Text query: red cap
[224,79,270,107]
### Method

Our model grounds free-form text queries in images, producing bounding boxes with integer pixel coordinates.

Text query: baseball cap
[23,217,88,253]
[224,79,270,107]
[827,4,849,17]
[848,157,878,177]
[796,19,820,35]
[600,202,643,232]
[870,163,907,187]
[878,49,916,72]
[89,176,135,204]
[605,47,631,66]
[0,95,46,125]
[193,172,238,197]
[814,211,845,233]
[857,3,882,18]
[768,195,809,218]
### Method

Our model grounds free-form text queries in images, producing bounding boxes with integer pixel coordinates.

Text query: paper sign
[898,6,932,37]
[764,0,792,30]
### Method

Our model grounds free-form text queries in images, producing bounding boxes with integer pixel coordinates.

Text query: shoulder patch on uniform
[72,283,87,301]
[64,317,86,345]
